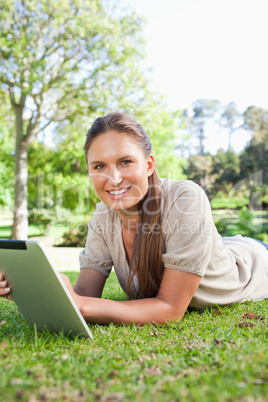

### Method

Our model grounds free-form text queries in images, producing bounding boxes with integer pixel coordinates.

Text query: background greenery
[0,0,267,243]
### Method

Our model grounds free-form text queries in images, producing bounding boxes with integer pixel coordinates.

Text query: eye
[94,164,105,170]
[121,160,132,166]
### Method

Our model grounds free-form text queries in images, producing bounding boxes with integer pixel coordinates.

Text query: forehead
[87,131,143,157]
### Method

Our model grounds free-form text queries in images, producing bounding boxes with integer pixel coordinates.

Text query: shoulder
[159,179,212,226]
[160,178,202,193]
[159,179,207,206]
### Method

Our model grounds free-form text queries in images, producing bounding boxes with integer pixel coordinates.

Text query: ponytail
[128,171,164,298]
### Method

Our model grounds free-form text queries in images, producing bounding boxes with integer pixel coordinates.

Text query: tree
[219,102,241,151]
[241,106,268,177]
[0,0,148,239]
[240,106,268,209]
[243,106,268,145]
[174,109,194,158]
[137,106,186,181]
[190,99,221,155]
[212,149,241,196]
[183,154,215,199]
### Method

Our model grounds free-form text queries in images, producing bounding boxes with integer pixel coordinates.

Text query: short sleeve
[162,181,214,277]
[79,205,113,278]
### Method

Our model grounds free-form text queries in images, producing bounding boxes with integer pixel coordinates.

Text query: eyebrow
[89,155,135,166]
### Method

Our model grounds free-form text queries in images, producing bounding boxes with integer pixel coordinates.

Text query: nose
[108,166,122,186]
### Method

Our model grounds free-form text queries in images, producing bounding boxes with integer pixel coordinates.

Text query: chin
[108,199,140,213]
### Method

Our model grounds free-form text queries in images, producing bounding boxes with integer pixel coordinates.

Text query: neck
[116,210,140,233]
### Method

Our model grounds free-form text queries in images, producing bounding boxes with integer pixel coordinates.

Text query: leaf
[108,371,118,378]
[177,368,197,379]
[242,313,265,320]
[236,322,255,328]
[213,310,224,315]
[16,389,25,399]
[213,338,223,345]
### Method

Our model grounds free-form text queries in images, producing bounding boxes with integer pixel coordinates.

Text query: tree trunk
[228,127,234,151]
[199,127,205,155]
[11,105,28,240]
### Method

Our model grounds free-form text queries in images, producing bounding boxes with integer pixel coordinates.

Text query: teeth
[109,188,129,195]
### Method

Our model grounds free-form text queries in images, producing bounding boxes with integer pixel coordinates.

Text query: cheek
[89,174,103,190]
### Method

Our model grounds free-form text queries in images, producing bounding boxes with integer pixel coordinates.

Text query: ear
[146,154,155,177]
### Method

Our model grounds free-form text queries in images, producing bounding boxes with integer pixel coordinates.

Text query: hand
[0,272,13,301]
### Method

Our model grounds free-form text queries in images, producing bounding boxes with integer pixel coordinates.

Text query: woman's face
[87,131,155,214]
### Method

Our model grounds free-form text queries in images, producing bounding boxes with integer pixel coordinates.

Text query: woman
[1,113,268,325]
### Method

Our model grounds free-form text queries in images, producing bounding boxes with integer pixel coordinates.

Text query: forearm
[61,269,200,326]
[78,295,183,325]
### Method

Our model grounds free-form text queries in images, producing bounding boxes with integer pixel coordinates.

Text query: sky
[125,0,268,153]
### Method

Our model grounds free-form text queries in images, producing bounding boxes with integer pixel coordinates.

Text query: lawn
[1,207,268,400]
[0,271,268,401]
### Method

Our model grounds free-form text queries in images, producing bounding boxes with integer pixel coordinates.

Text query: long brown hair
[84,112,164,298]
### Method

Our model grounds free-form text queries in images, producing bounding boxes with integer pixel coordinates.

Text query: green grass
[211,197,249,210]
[1,272,267,401]
[0,224,68,241]
[0,207,86,240]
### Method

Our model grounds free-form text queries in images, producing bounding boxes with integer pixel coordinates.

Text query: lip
[106,186,132,199]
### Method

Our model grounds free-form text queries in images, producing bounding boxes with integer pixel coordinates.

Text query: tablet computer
[0,240,93,339]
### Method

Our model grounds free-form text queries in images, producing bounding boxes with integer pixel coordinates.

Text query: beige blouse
[79,179,268,308]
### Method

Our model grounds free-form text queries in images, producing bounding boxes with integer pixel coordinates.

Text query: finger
[0,286,10,296]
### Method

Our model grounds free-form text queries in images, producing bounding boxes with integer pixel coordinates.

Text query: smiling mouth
[107,187,131,196]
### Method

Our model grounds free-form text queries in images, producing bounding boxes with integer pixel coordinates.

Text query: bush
[56,222,88,247]
[214,219,228,235]
[236,207,263,239]
[28,209,53,234]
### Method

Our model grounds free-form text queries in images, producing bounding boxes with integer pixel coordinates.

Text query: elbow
[73,285,88,297]
[154,297,186,324]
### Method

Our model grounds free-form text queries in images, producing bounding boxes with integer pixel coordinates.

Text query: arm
[61,268,201,325]
[73,268,107,298]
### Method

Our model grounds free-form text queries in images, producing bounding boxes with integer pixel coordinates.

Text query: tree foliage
[240,106,268,182]
[220,102,241,151]
[212,149,241,195]
[0,92,15,206]
[0,0,151,238]
[190,98,221,155]
[183,154,215,199]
